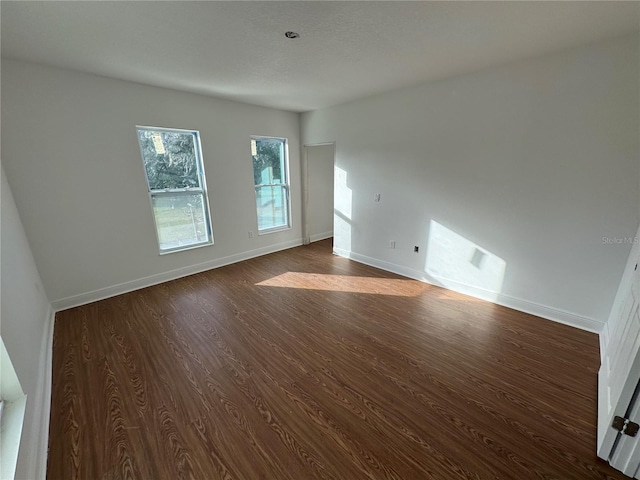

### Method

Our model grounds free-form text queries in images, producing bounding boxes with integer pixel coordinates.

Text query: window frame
[136,125,214,254]
[250,135,292,235]
[0,337,27,480]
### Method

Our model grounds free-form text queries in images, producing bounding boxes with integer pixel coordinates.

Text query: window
[1,337,27,480]
[251,136,291,233]
[136,126,213,253]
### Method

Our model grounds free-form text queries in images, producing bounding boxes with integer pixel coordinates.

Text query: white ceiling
[2,1,638,112]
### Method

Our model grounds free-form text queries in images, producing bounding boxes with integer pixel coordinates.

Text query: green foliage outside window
[252,139,283,185]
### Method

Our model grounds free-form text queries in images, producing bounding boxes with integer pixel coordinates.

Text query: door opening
[303,143,335,246]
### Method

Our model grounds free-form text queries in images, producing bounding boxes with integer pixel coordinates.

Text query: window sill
[258,226,291,236]
[159,240,214,255]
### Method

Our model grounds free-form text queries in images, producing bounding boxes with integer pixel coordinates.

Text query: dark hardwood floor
[48,239,626,479]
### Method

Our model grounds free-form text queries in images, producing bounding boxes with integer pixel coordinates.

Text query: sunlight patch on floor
[256,272,429,296]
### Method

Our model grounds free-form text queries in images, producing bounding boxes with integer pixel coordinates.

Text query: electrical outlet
[414,246,419,253]
[248,231,254,238]
[374,193,381,202]
[389,240,396,249]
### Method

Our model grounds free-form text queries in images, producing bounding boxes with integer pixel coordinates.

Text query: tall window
[136,126,213,253]
[251,136,290,233]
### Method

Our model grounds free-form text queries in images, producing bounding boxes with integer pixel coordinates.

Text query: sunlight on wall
[425,220,506,301]
[334,166,352,252]
[256,272,429,297]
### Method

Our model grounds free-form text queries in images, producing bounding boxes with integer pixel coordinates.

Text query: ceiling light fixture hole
[285,31,300,39]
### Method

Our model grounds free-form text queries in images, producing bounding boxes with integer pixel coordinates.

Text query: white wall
[1,60,302,308]
[301,35,639,331]
[305,144,335,242]
[1,163,53,479]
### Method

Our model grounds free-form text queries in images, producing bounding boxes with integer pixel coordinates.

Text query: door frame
[302,142,336,245]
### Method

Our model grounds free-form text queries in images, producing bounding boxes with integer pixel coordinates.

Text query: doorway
[303,143,335,245]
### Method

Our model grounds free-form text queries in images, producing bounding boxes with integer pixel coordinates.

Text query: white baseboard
[495,292,603,334]
[309,231,333,243]
[52,238,303,311]
[334,247,604,334]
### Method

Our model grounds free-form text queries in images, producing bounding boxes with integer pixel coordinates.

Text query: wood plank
[48,239,626,479]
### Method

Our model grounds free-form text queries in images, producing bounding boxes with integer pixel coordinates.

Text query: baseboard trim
[334,247,604,334]
[52,239,304,311]
[309,231,333,243]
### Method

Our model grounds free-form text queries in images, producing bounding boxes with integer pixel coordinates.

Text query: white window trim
[0,337,27,480]
[136,126,214,254]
